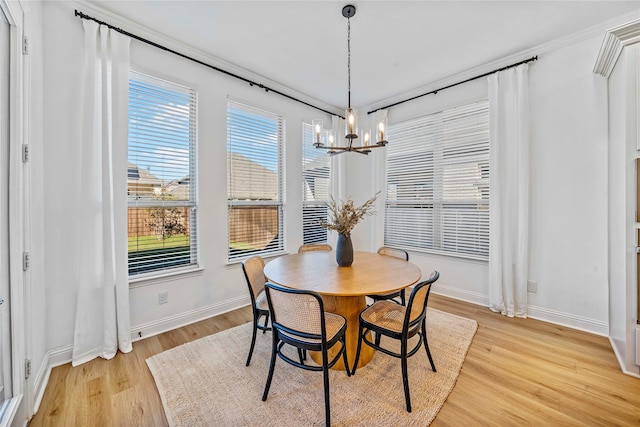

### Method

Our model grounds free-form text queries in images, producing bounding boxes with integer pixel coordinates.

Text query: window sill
[129,266,204,288]
[226,251,289,267]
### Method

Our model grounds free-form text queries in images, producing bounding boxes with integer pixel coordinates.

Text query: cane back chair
[262,282,350,427]
[352,271,440,413]
[367,247,410,305]
[241,256,271,366]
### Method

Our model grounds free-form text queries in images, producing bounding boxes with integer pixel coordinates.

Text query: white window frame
[127,71,199,278]
[227,100,285,262]
[384,100,490,260]
[302,122,330,244]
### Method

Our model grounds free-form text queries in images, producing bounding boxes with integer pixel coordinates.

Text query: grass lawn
[129,235,264,253]
[128,234,190,252]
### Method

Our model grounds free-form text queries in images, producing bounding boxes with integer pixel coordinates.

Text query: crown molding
[70,1,343,116]
[367,11,640,112]
[594,19,640,78]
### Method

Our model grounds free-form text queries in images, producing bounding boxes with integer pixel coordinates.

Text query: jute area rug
[146,308,477,427]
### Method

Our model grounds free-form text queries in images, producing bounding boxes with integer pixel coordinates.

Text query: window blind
[385,100,489,259]
[127,72,198,276]
[227,101,284,261]
[302,123,330,244]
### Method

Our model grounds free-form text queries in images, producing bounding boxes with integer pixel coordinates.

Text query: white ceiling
[89,1,640,109]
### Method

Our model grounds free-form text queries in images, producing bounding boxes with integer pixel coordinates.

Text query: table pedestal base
[309,295,373,371]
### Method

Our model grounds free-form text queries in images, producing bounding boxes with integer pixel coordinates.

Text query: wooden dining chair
[262,282,350,427]
[352,271,440,413]
[241,256,271,366]
[298,243,333,253]
[367,246,409,305]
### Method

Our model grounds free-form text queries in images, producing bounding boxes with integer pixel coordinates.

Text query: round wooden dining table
[263,250,422,370]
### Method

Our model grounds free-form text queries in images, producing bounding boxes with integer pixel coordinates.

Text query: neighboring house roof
[227,152,278,200]
[163,178,191,200]
[129,155,278,201]
[127,162,162,186]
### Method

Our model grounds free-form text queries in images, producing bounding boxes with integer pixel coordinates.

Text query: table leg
[309,295,373,371]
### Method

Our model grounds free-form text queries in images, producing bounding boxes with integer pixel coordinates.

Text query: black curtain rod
[74,10,343,118]
[368,55,538,114]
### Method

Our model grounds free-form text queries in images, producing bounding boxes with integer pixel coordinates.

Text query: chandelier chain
[347,18,351,109]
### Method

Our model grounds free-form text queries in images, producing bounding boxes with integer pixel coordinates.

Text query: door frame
[0,0,29,424]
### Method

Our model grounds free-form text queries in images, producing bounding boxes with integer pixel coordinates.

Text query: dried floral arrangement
[320,192,380,236]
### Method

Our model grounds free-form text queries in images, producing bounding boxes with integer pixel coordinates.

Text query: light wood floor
[29,294,640,426]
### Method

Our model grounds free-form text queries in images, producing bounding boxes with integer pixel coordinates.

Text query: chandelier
[313,4,388,156]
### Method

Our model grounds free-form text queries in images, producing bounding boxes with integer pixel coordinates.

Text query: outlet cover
[159,291,169,305]
[527,280,537,293]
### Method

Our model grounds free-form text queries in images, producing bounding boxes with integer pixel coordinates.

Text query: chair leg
[375,331,382,346]
[340,337,351,377]
[401,340,412,413]
[422,318,436,372]
[262,332,279,401]
[262,312,270,333]
[351,324,365,375]
[322,349,331,427]
[246,312,259,366]
[400,289,406,306]
[297,348,305,364]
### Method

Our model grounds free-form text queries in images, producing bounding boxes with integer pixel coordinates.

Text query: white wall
[349,34,611,334]
[37,0,631,377]
[527,35,609,332]
[40,1,333,358]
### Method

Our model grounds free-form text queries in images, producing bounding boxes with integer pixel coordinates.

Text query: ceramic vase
[336,233,354,267]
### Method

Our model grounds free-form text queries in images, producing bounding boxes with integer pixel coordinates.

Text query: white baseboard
[433,284,608,336]
[46,295,252,367]
[609,335,640,379]
[130,295,250,342]
[433,283,489,307]
[32,353,52,415]
[48,344,73,370]
[527,305,608,336]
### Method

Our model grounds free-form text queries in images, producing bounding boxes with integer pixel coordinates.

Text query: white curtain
[72,21,132,366]
[488,64,530,318]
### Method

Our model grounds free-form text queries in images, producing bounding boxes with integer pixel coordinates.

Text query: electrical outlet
[527,280,537,293]
[158,291,169,305]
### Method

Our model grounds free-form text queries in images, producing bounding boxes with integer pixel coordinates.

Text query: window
[384,100,489,259]
[127,72,198,276]
[227,101,284,261]
[302,123,330,244]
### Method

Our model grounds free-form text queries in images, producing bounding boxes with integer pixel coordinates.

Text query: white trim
[433,285,489,307]
[128,266,204,288]
[0,394,22,427]
[45,295,252,369]
[527,305,609,337]
[46,346,73,371]
[130,295,250,341]
[31,355,48,415]
[609,336,640,378]
[434,286,609,336]
[0,0,29,425]
[594,19,640,78]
